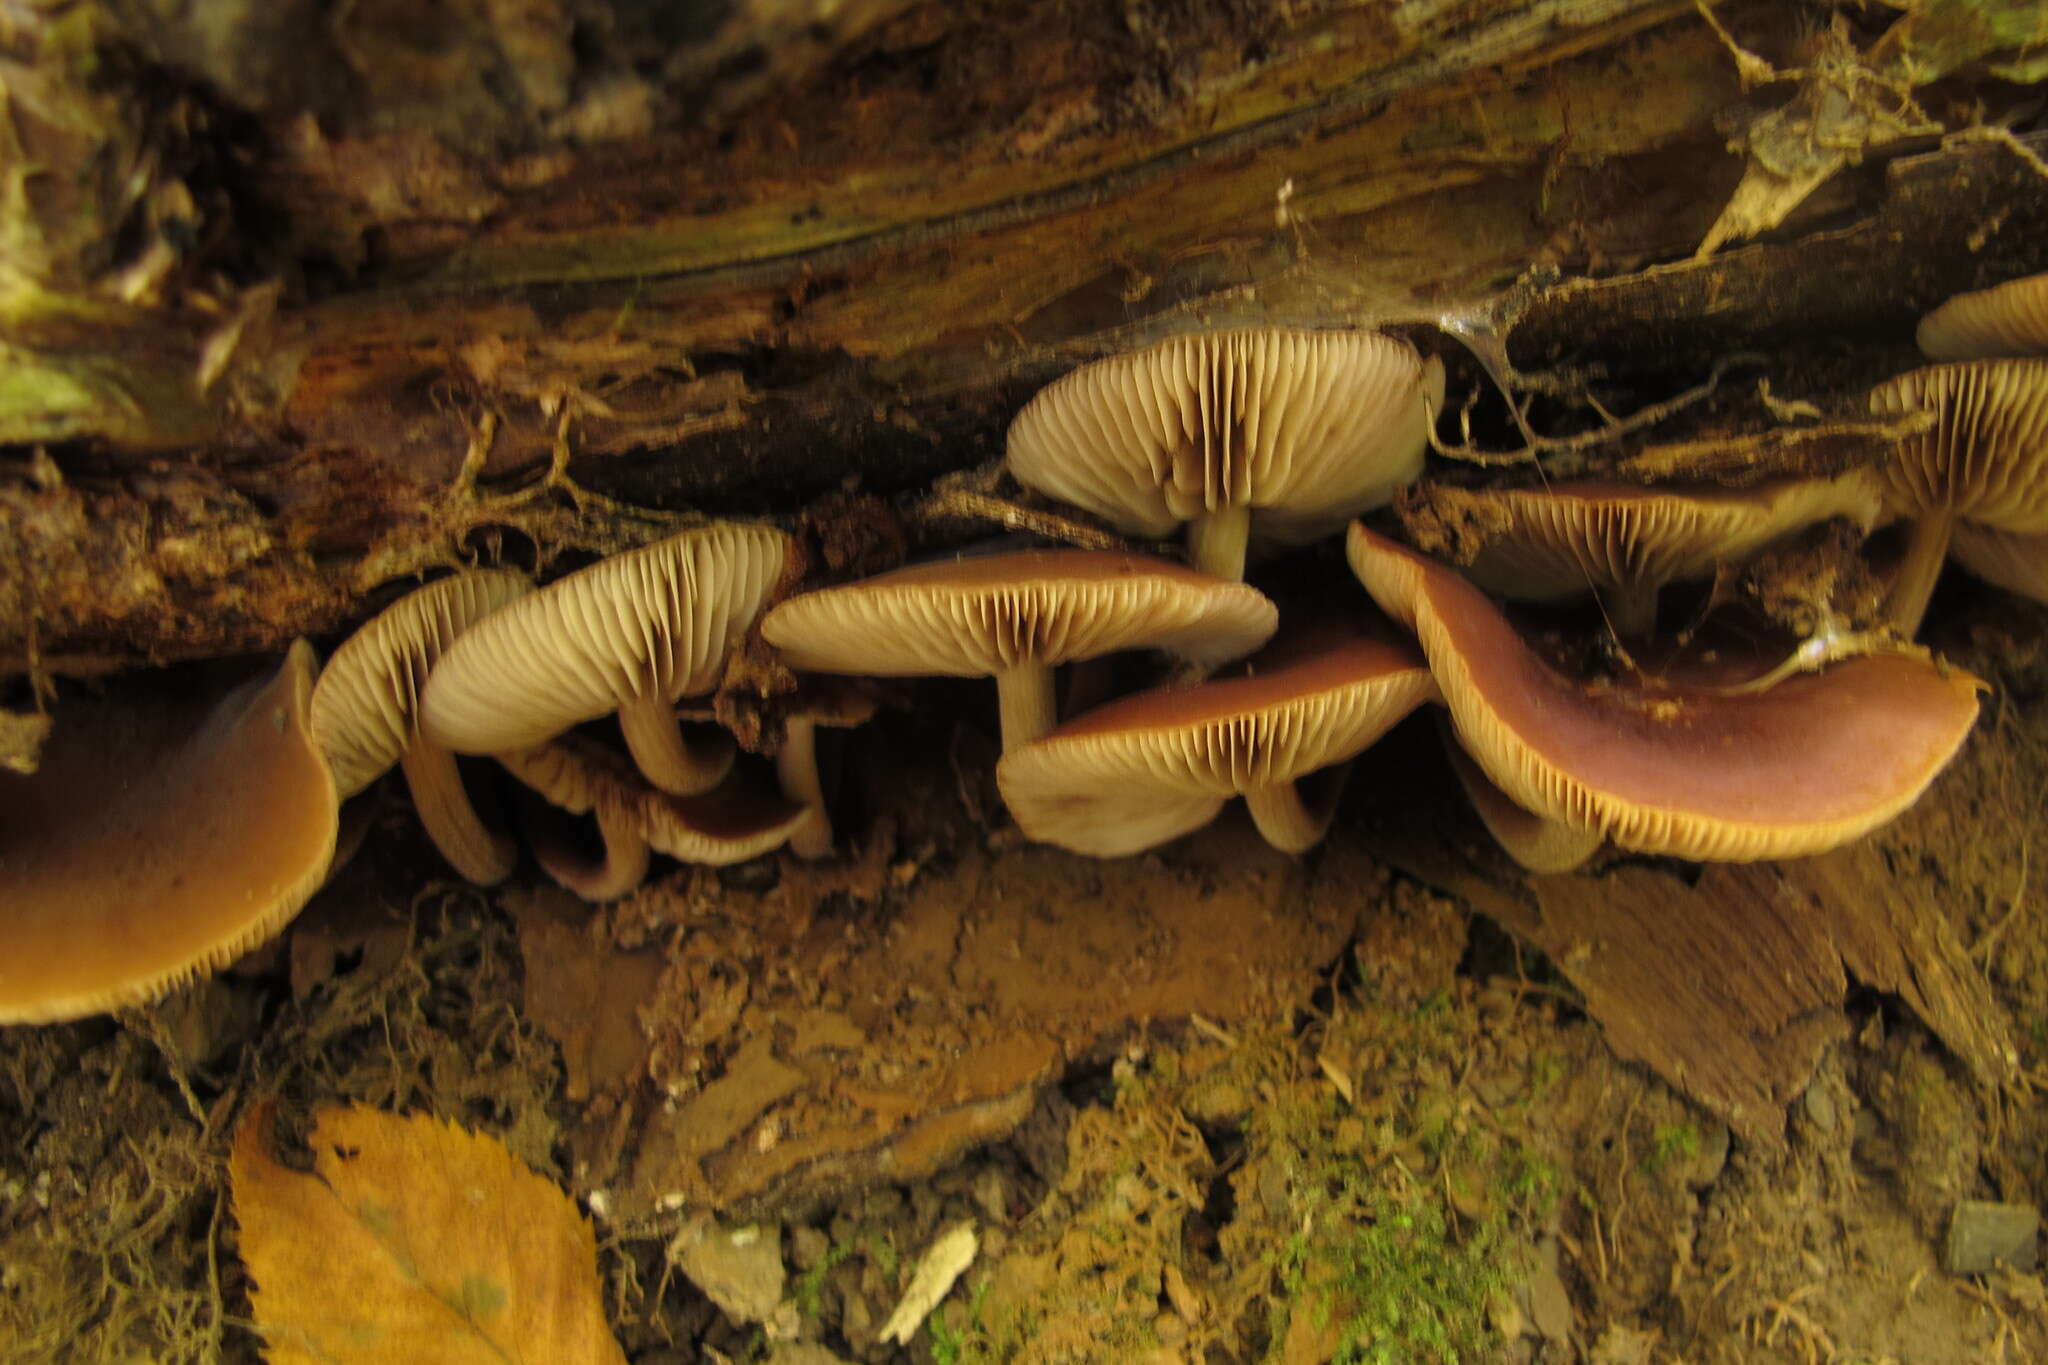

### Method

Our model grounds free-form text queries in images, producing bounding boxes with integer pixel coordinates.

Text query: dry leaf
[878,1221,978,1345]
[231,1102,625,1365]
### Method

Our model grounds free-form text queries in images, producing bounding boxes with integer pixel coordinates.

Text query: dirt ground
[3,571,2047,1365]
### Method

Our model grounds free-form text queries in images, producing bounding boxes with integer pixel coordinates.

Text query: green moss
[1260,993,1558,1364]
[1641,1122,1700,1177]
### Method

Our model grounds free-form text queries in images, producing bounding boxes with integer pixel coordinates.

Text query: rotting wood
[19,1,2048,669]
[1359,720,2017,1147]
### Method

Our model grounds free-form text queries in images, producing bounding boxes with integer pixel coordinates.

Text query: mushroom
[1402,475,1882,637]
[1867,360,2048,634]
[0,642,338,1023]
[498,738,653,902]
[759,549,1277,750]
[1918,272,2048,361]
[309,569,531,884]
[996,619,1439,857]
[500,734,811,900]
[1006,328,1445,579]
[1438,719,1602,874]
[1346,523,1985,862]
[420,522,793,794]
[770,678,880,860]
[1951,521,2048,607]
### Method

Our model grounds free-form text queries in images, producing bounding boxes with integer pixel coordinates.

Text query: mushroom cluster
[764,323,1985,870]
[8,295,2023,1021]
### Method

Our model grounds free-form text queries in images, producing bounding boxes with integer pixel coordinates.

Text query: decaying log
[6,0,2048,671]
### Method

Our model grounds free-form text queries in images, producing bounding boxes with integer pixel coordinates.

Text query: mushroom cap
[759,549,1278,679]
[1418,475,1883,603]
[1346,523,1984,862]
[1867,361,2048,530]
[1917,273,2048,361]
[996,620,1439,857]
[1951,522,2048,604]
[1006,328,1445,546]
[311,570,532,797]
[420,522,792,755]
[500,733,807,866]
[0,642,338,1023]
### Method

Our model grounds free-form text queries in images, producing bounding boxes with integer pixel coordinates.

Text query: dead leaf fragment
[879,1221,978,1346]
[231,1102,625,1365]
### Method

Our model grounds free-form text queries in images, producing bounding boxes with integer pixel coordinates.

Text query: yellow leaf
[230,1102,626,1365]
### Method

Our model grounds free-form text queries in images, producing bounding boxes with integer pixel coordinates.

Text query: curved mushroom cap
[1006,328,1444,545]
[1867,361,2048,529]
[996,622,1438,858]
[0,642,338,1023]
[311,570,532,797]
[420,522,792,754]
[1918,273,2048,361]
[501,734,808,868]
[1951,522,2048,604]
[1425,475,1883,604]
[1346,524,1984,862]
[760,550,1277,678]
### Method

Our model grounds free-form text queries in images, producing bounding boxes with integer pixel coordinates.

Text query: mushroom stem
[398,739,518,885]
[1241,764,1351,854]
[1442,727,1602,874]
[1602,580,1661,639]
[777,716,834,860]
[1187,504,1253,581]
[617,691,736,795]
[994,664,1059,751]
[1886,510,1956,637]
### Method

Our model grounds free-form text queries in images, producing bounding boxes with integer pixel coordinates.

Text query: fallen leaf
[231,1102,625,1365]
[879,1221,978,1346]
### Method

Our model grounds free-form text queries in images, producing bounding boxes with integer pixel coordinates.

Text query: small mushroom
[996,619,1438,857]
[500,734,810,900]
[309,569,531,884]
[1918,272,2048,361]
[771,678,880,860]
[0,643,338,1023]
[1438,718,1602,874]
[498,738,653,901]
[759,549,1277,750]
[421,522,793,794]
[1951,521,2048,607]
[1867,360,2048,633]
[1347,523,1985,862]
[1007,328,1444,579]
[1403,475,1882,637]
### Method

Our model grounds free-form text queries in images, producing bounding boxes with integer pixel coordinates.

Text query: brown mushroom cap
[1347,524,1984,862]
[996,620,1438,857]
[1918,273,2048,361]
[500,734,807,895]
[420,523,791,794]
[1006,328,1444,579]
[1414,475,1882,636]
[310,570,531,883]
[0,642,338,1023]
[1868,360,2048,632]
[759,549,1277,749]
